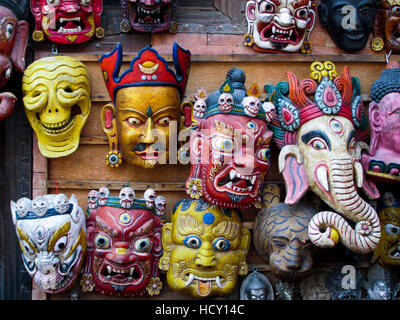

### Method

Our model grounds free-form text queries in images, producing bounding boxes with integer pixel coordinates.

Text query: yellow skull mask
[22,56,91,158]
[159,198,250,298]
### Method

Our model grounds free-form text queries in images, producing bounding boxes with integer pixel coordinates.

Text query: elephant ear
[11,20,29,72]
[279,145,308,205]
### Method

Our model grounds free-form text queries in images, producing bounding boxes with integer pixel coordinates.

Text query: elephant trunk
[0,92,17,121]
[308,157,381,254]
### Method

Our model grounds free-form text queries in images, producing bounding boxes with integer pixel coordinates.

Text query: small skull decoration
[218,80,234,113]
[193,88,208,120]
[88,190,99,209]
[31,196,49,217]
[98,187,109,206]
[155,195,166,217]
[242,83,262,117]
[119,187,135,209]
[144,188,156,209]
[15,197,32,218]
[384,192,396,208]
[262,101,276,123]
[54,194,69,214]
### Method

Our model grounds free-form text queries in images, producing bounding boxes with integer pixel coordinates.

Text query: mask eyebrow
[347,130,356,149]
[301,130,331,151]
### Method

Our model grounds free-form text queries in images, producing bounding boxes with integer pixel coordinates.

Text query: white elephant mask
[266,61,381,254]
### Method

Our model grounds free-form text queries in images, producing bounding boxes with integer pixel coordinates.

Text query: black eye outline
[273,239,287,249]
[53,235,68,253]
[259,1,275,14]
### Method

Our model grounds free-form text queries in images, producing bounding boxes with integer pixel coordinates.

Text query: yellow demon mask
[22,56,91,158]
[159,198,250,298]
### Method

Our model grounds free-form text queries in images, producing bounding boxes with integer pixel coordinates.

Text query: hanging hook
[385,50,392,64]
[51,44,58,56]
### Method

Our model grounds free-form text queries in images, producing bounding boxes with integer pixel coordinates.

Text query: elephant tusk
[315,164,330,193]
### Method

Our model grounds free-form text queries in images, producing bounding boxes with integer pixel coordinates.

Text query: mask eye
[273,239,286,249]
[95,234,110,249]
[259,1,275,13]
[257,147,271,162]
[309,138,327,151]
[156,116,171,126]
[134,238,151,252]
[247,121,258,131]
[393,6,400,16]
[213,238,230,251]
[47,0,60,6]
[295,8,308,19]
[22,240,36,256]
[126,117,143,127]
[5,23,13,40]
[385,224,400,236]
[348,138,356,152]
[212,137,234,153]
[184,236,201,249]
[53,235,68,253]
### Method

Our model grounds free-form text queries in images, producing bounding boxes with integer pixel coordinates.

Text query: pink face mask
[30,0,104,44]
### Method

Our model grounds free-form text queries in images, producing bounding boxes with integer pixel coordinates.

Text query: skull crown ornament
[267,61,381,254]
[244,0,316,53]
[11,193,86,294]
[0,0,29,121]
[22,56,91,158]
[30,0,104,44]
[82,186,164,296]
[185,68,274,210]
[99,43,192,169]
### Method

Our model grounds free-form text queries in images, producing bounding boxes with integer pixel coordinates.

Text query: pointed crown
[100,42,191,103]
[266,61,368,148]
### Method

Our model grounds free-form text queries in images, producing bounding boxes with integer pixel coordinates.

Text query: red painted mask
[31,0,104,44]
[120,0,176,33]
[0,0,29,121]
[186,68,274,209]
[81,187,163,296]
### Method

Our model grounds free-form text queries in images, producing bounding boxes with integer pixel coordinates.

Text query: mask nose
[195,242,216,267]
[140,118,156,144]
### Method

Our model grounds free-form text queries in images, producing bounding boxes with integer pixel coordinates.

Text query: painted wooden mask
[253,202,317,281]
[22,56,91,158]
[372,190,400,268]
[318,0,378,52]
[0,0,29,121]
[82,187,163,296]
[267,61,381,254]
[372,0,400,53]
[30,0,104,44]
[186,68,274,210]
[159,198,251,298]
[244,0,316,53]
[10,194,86,294]
[120,0,177,33]
[362,62,400,184]
[100,43,192,169]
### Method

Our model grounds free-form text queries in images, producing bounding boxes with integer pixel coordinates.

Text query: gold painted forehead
[22,56,91,93]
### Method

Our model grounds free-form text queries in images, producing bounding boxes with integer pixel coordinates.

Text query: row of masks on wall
[2,0,400,123]
[9,39,400,298]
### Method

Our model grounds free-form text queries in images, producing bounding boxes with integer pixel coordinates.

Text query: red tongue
[63,21,77,29]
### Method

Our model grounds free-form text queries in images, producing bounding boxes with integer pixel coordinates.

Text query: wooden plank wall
[30,0,400,300]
